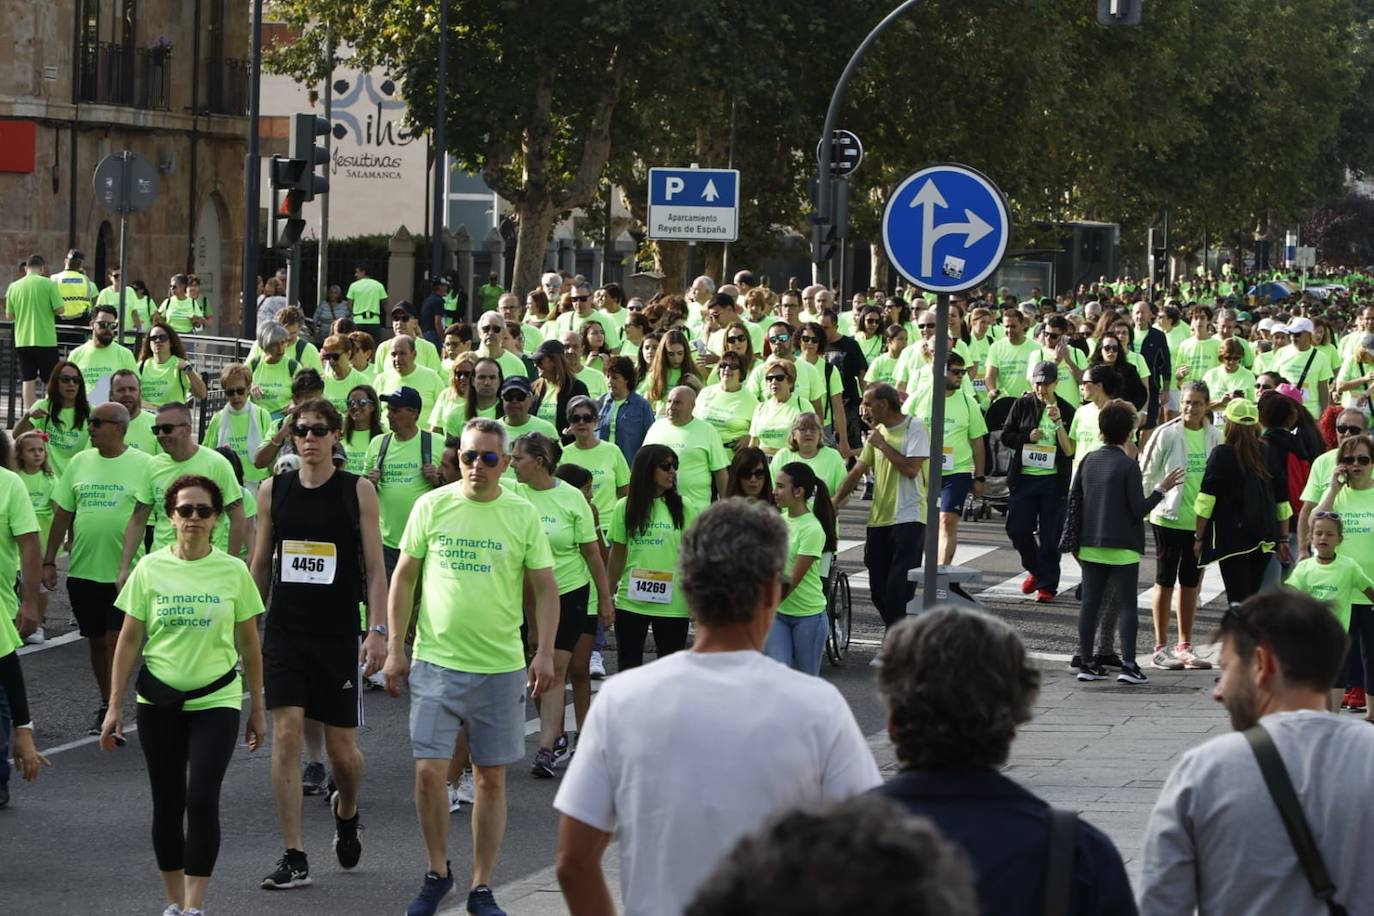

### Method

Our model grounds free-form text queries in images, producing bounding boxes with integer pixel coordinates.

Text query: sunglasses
[1256,383,1275,391]
[917,324,935,330]
[571,295,589,302]
[1340,455,1373,466]
[799,335,819,343]
[1313,511,1342,521]
[292,423,332,439]
[480,325,502,333]
[768,334,790,344]
[461,449,502,467]
[1337,425,1365,436]
[766,374,788,382]
[321,351,343,361]
[455,371,474,380]
[501,390,528,402]
[94,320,118,330]
[173,504,215,519]
[346,398,372,409]
[727,334,748,344]
[57,374,81,384]
[87,416,112,429]
[740,468,767,479]
[223,386,247,397]
[948,367,967,376]
[628,305,644,312]
[1043,333,1062,341]
[719,364,740,373]
[148,334,169,343]
[1101,345,1120,352]
[658,462,679,472]
[153,422,188,435]
[570,413,596,423]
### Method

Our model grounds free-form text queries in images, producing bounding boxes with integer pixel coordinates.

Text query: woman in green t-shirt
[763,462,838,675]
[137,321,208,409]
[247,322,299,418]
[579,320,614,375]
[694,351,758,449]
[14,432,54,640]
[607,444,694,670]
[769,412,847,498]
[853,306,886,364]
[102,475,265,916]
[12,359,91,479]
[347,330,378,379]
[203,363,273,484]
[865,323,909,387]
[561,396,630,531]
[749,358,808,456]
[342,384,384,475]
[429,352,477,435]
[722,447,775,504]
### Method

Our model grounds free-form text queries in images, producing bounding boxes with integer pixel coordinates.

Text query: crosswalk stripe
[848,544,999,591]
[975,553,1230,608]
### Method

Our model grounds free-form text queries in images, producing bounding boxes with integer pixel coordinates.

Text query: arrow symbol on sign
[909,179,994,276]
[702,179,719,202]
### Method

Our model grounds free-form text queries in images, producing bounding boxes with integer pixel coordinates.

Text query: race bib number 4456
[281,540,337,585]
[628,567,673,604]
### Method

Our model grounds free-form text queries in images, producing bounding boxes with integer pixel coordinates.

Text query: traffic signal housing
[270,155,307,250]
[290,113,330,201]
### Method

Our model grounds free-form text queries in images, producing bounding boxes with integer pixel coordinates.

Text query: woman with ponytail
[763,462,838,675]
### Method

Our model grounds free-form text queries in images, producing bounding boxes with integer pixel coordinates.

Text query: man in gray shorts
[384,417,559,916]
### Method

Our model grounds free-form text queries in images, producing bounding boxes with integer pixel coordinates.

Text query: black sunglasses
[766,374,788,382]
[740,468,767,479]
[1340,455,1373,466]
[173,504,216,519]
[570,413,596,423]
[292,423,332,439]
[460,449,502,467]
[502,390,528,402]
[658,461,679,472]
[321,351,343,361]
[223,386,247,397]
[94,320,118,330]
[726,334,748,343]
[57,374,82,384]
[148,334,169,342]
[1337,425,1365,436]
[153,422,188,435]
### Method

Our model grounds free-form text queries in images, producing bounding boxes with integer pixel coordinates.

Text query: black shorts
[263,628,362,728]
[67,577,122,638]
[16,347,59,384]
[554,584,595,652]
[1152,523,1203,589]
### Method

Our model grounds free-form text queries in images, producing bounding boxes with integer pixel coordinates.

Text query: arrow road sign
[647,167,740,242]
[816,129,863,178]
[881,163,1010,293]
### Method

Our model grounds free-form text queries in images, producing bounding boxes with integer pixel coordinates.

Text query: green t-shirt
[248,354,299,416]
[694,384,759,445]
[52,447,153,582]
[609,496,696,618]
[323,366,371,415]
[136,446,244,553]
[400,486,553,674]
[1153,425,1208,531]
[576,364,609,399]
[1272,345,1333,418]
[68,340,138,402]
[213,484,257,557]
[1069,401,1104,472]
[519,480,597,595]
[18,469,53,549]
[5,273,63,347]
[202,404,274,483]
[138,356,193,406]
[861,418,929,528]
[377,337,442,376]
[1021,407,1060,477]
[479,283,505,312]
[1079,545,1140,565]
[535,384,561,425]
[1202,365,1257,403]
[560,440,630,531]
[910,388,988,474]
[777,511,826,618]
[1177,336,1221,380]
[769,446,847,497]
[642,418,730,509]
[500,414,560,481]
[375,365,444,422]
[1332,484,1374,572]
[126,410,161,455]
[749,395,808,454]
[364,430,438,548]
[1300,449,1340,507]
[865,352,901,386]
[1335,355,1374,411]
[1287,554,1374,630]
[0,468,39,654]
[345,277,387,325]
[25,400,90,479]
[115,546,264,711]
[985,336,1039,400]
[343,428,377,475]
[1025,346,1089,407]
[428,387,467,435]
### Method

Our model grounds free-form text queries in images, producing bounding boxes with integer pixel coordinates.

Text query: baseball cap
[1257,318,1276,332]
[379,386,422,411]
[1286,316,1315,336]
[532,339,566,362]
[1223,398,1259,426]
[500,376,534,397]
[1276,382,1305,405]
[1031,361,1058,384]
[390,305,413,320]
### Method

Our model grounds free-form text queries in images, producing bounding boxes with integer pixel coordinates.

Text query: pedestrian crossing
[973,552,1229,609]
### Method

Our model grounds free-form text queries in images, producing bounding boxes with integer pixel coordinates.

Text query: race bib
[971,378,988,394]
[628,567,673,605]
[281,540,337,585]
[1021,444,1055,470]
[941,446,955,472]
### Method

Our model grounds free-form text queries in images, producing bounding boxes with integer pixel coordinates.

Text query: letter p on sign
[664,176,684,200]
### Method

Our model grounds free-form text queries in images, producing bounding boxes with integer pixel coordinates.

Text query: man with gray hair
[474,309,528,380]
[554,499,880,916]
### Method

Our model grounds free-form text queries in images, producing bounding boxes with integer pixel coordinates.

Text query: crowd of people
[2,252,1374,915]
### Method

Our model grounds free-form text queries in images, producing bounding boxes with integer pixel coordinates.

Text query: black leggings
[137,704,239,876]
[1218,550,1270,607]
[1078,561,1140,664]
[615,609,689,671]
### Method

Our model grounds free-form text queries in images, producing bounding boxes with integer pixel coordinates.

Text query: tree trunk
[704,245,724,285]
[511,198,558,298]
[871,242,890,293]
[654,239,689,297]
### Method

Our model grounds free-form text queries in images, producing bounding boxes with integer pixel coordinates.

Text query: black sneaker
[261,850,311,889]
[332,796,362,869]
[1117,662,1148,685]
[1067,655,1083,672]
[1096,653,1124,670]
[405,863,454,916]
[531,747,556,779]
[302,761,326,796]
[88,706,107,736]
[551,732,573,769]
[323,777,338,806]
[467,884,507,916]
[1076,664,1108,682]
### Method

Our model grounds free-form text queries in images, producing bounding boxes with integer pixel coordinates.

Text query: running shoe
[1076,663,1108,682]
[447,782,466,813]
[405,863,454,916]
[301,761,327,796]
[1342,688,1355,710]
[1117,662,1149,685]
[1067,655,1083,672]
[22,626,44,645]
[1151,645,1184,670]
[589,651,606,680]
[1035,588,1055,604]
[323,777,337,806]
[551,732,573,769]
[161,906,182,916]
[332,796,362,869]
[89,706,107,736]
[1095,653,1124,670]
[531,747,556,779]
[261,850,311,889]
[364,670,386,691]
[1020,574,1037,595]
[1175,643,1212,670]
[467,884,507,916]
[183,910,204,916]
[1348,687,1368,712]
[455,770,475,805]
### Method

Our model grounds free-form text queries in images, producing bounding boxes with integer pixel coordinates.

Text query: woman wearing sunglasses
[203,364,273,486]
[706,320,760,384]
[694,352,758,450]
[764,463,839,675]
[12,359,91,478]
[853,306,886,364]
[1202,339,1256,413]
[429,351,479,436]
[341,385,384,475]
[1089,333,1147,412]
[561,395,630,536]
[607,444,697,670]
[723,447,774,504]
[795,320,851,455]
[136,320,207,410]
[749,358,810,456]
[769,412,846,499]
[102,475,265,916]
[1313,433,1374,715]
[319,333,370,415]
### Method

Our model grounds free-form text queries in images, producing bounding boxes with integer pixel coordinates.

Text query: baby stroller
[963,395,1015,522]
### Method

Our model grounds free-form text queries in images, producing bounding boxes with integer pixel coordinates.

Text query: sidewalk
[454,662,1227,914]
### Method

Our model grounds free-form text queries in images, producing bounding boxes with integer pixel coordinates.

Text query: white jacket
[1138,416,1220,521]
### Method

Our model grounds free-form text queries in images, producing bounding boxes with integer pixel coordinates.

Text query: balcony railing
[77,42,172,111]
[205,58,250,116]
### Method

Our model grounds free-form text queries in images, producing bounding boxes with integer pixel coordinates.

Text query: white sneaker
[162,905,183,916]
[589,651,606,679]
[23,626,45,646]
[364,670,386,691]
[455,770,475,806]
[446,782,465,812]
[869,655,883,668]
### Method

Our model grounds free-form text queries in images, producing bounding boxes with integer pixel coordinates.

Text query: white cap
[1286,316,1315,336]
[1257,318,1276,332]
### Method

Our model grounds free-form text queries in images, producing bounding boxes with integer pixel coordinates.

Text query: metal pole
[429,0,449,284]
[117,153,130,344]
[316,32,333,309]
[922,292,950,609]
[241,0,264,340]
[723,94,737,277]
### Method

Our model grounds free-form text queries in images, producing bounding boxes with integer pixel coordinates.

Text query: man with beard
[67,303,137,402]
[1139,590,1374,915]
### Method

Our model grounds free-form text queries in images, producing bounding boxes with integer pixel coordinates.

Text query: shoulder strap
[1244,726,1349,915]
[1297,349,1319,389]
[1041,808,1077,916]
[247,355,261,375]
[421,430,433,466]
[294,339,306,362]
[376,433,393,473]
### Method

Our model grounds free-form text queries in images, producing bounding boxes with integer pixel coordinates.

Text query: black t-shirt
[420,293,447,337]
[268,470,365,636]
[825,335,868,404]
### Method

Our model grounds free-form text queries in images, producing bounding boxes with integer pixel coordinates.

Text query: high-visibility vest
[52,269,96,318]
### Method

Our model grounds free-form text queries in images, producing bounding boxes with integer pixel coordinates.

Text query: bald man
[641,386,730,509]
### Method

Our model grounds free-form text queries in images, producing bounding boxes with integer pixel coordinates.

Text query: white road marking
[848,544,999,590]
[17,631,84,656]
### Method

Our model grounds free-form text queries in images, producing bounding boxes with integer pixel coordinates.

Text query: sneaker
[1175,643,1212,670]
[1349,687,1368,712]
[323,777,338,807]
[1095,653,1124,670]
[183,910,204,916]
[261,850,311,889]
[1067,655,1083,672]
[1117,662,1148,685]
[467,884,507,916]
[1035,588,1055,603]
[455,770,476,805]
[1342,688,1355,710]
[531,747,556,779]
[862,480,874,501]
[161,906,182,916]
[446,782,467,812]
[869,655,883,668]
[89,706,107,737]
[302,761,326,796]
[589,651,606,680]
[1151,645,1185,670]
[405,863,454,916]
[332,796,362,869]
[22,626,45,645]
[364,670,386,691]
[1076,664,1108,682]
[1020,574,1038,595]
[551,732,574,769]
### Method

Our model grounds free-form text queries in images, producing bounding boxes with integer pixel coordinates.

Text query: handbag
[136,664,239,711]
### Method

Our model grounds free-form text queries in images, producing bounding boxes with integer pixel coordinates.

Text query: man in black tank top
[249,398,389,891]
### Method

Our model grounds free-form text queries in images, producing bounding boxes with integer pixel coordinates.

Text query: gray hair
[540,272,561,291]
[462,417,508,453]
[679,498,788,626]
[567,394,597,417]
[479,310,506,330]
[692,275,718,297]
[1181,380,1210,401]
[257,320,290,351]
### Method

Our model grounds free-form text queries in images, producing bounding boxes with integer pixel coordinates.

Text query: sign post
[880,162,1009,609]
[93,151,160,343]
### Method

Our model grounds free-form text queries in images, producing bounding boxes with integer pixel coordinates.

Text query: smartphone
[691,338,708,357]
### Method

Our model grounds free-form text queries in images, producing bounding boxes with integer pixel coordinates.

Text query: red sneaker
[1350,687,1367,712]
[1035,588,1056,604]
[1342,688,1355,710]
[1021,574,1038,595]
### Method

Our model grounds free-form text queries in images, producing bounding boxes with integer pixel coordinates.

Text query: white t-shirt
[553,650,881,916]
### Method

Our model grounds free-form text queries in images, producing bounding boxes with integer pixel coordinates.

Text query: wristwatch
[368,624,388,637]
[974,475,986,482]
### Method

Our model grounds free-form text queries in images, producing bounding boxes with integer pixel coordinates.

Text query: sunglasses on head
[1337,424,1365,436]
[1340,454,1373,466]
[223,386,247,397]
[460,449,502,467]
[153,422,187,435]
[292,423,332,439]
[1313,511,1342,521]
[173,503,216,519]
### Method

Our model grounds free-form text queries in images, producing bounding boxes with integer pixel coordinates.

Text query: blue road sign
[647,167,739,242]
[881,163,1010,293]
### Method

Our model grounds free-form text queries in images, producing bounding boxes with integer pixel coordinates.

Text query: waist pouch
[136,664,238,710]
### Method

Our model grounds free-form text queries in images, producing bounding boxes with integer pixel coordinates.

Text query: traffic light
[811,218,839,265]
[290,113,330,201]
[270,155,307,250]
[1097,0,1142,25]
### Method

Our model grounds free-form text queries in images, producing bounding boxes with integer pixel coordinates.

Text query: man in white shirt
[553,499,881,916]
[1140,590,1374,915]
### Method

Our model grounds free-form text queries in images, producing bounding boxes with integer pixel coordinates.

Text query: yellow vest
[52,269,96,318]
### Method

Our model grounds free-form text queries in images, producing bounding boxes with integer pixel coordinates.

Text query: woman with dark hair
[1195,398,1289,605]
[764,462,838,675]
[695,351,758,450]
[723,447,774,504]
[644,328,704,414]
[882,297,916,342]
[620,313,651,360]
[607,444,696,670]
[712,320,760,382]
[1063,400,1183,684]
[341,384,384,475]
[1089,333,1147,410]
[579,319,614,375]
[635,332,661,384]
[102,474,265,916]
[12,359,91,477]
[137,320,208,408]
[531,339,590,439]
[596,356,655,464]
[853,306,886,364]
